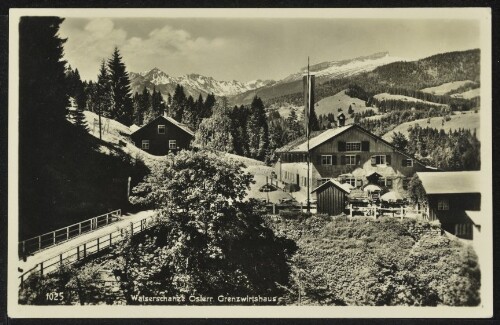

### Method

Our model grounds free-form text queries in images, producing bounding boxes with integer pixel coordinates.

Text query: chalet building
[417,171,481,240]
[130,115,194,156]
[275,124,432,198]
[311,179,350,216]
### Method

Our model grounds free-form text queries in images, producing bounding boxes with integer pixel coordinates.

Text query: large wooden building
[275,124,432,197]
[417,171,481,240]
[130,115,194,156]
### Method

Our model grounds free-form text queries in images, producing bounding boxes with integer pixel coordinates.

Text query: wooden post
[67,227,69,241]
[77,246,80,260]
[106,213,109,225]
[79,223,81,235]
[22,241,25,256]
[83,243,87,258]
[110,233,112,246]
[273,204,276,215]
[60,254,63,266]
[349,204,353,219]
[97,238,100,252]
[39,236,41,251]
[40,262,44,275]
[53,232,56,245]
[130,222,134,235]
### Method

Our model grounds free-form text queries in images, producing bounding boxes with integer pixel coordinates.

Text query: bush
[280,217,480,306]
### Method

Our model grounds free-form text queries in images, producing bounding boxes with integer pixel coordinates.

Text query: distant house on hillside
[275,124,433,198]
[417,171,481,240]
[130,114,194,156]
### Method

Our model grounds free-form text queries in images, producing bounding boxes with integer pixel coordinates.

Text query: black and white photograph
[7,8,493,318]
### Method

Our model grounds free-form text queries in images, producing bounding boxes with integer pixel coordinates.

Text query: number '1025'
[46,292,64,301]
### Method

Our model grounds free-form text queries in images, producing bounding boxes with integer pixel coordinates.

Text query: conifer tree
[246,96,269,160]
[96,59,113,118]
[171,84,187,121]
[107,47,134,126]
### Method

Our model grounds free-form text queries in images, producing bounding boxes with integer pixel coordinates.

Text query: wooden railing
[19,210,122,258]
[19,212,158,288]
[349,204,426,220]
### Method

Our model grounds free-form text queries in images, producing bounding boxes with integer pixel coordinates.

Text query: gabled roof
[311,179,350,194]
[276,123,428,167]
[130,115,195,137]
[417,171,482,194]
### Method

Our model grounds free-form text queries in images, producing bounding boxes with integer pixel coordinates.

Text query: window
[403,159,413,167]
[169,140,177,149]
[141,140,149,150]
[438,199,449,211]
[346,142,361,151]
[321,155,332,165]
[158,125,165,134]
[345,155,356,165]
[378,177,393,188]
[345,177,356,187]
[372,155,386,165]
[402,178,410,190]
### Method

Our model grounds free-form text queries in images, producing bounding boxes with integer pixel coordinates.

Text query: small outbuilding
[311,179,350,216]
[417,171,481,239]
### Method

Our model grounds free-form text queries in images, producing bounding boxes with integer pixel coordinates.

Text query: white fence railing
[19,212,158,288]
[19,210,122,258]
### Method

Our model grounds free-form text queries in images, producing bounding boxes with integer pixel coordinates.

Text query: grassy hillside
[451,88,481,99]
[315,89,377,118]
[382,111,480,141]
[19,114,151,240]
[421,80,477,96]
[373,93,446,107]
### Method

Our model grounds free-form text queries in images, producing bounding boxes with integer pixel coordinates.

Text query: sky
[58,17,480,82]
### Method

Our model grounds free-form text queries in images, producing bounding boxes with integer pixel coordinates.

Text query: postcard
[7,7,493,318]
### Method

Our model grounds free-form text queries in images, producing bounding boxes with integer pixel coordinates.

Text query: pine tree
[194,94,204,128]
[19,17,69,237]
[182,95,196,128]
[203,93,216,119]
[246,96,269,160]
[151,86,166,117]
[309,102,320,132]
[96,59,113,118]
[107,47,134,126]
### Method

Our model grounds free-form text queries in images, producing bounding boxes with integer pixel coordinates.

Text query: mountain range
[129,68,276,99]
[129,51,402,100]
[129,49,480,107]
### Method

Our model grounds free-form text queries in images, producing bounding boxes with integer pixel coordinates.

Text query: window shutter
[371,156,376,165]
[356,155,361,165]
[332,155,337,165]
[338,141,346,152]
[361,141,370,151]
[316,155,321,165]
[386,155,391,165]
[341,155,346,165]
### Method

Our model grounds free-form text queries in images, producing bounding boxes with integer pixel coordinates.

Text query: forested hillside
[19,18,149,240]
[244,49,480,107]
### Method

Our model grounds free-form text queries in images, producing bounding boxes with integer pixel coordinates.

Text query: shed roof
[417,171,482,194]
[311,179,350,194]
